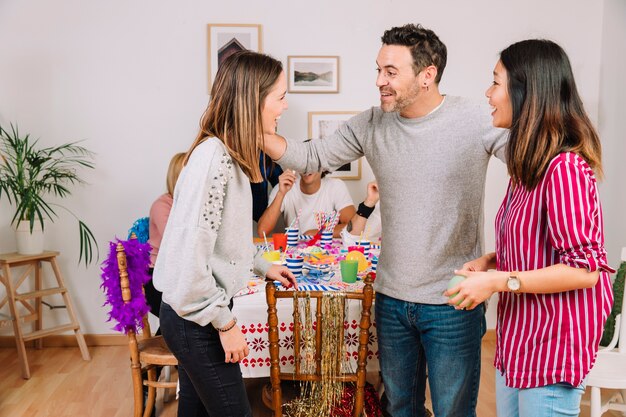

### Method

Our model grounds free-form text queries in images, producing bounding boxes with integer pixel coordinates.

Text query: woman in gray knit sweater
[154,51,296,417]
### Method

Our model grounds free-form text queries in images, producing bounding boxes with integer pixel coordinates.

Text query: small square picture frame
[308,111,361,180]
[288,56,339,93]
[207,24,262,91]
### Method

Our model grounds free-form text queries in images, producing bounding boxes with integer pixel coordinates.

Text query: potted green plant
[0,123,99,265]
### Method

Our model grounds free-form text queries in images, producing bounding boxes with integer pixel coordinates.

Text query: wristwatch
[507,272,521,293]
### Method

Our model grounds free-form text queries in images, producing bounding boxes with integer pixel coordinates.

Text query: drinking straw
[287,208,301,231]
[364,225,371,243]
[262,231,270,252]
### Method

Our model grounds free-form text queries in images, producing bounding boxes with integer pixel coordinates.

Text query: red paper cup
[272,233,287,252]
[348,245,365,254]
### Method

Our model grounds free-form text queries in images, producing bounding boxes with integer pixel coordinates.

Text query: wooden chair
[265,274,375,417]
[115,240,178,417]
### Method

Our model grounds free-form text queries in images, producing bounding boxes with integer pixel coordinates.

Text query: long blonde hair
[185,51,283,183]
[165,152,185,196]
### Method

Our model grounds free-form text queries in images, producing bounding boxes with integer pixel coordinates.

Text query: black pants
[146,268,162,335]
[160,302,252,417]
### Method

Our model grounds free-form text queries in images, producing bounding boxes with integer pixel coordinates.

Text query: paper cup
[285,227,299,247]
[272,233,287,252]
[371,256,378,272]
[340,259,359,283]
[285,256,304,276]
[357,240,371,257]
[320,230,333,247]
[262,250,281,262]
[348,245,365,254]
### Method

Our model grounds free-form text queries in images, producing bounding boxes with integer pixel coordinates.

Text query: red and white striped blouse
[494,152,615,389]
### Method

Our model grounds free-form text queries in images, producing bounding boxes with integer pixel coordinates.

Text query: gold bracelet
[217,317,237,332]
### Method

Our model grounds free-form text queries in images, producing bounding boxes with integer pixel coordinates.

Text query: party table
[232,239,381,379]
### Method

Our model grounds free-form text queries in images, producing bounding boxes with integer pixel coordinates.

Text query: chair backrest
[265,274,375,417]
[116,238,152,340]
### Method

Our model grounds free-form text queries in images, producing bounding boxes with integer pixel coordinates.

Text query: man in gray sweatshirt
[264,24,507,417]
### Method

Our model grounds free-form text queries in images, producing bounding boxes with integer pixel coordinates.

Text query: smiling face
[485,60,513,128]
[261,71,288,135]
[300,171,322,186]
[375,45,422,114]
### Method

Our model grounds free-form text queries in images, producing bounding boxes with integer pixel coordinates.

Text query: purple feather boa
[100,238,152,334]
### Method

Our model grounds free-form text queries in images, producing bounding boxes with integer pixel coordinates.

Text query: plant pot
[15,222,44,255]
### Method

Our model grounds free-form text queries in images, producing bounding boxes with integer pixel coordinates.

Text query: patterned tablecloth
[233,290,379,378]
[232,240,381,379]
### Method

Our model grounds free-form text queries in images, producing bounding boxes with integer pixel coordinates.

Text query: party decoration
[447,275,466,305]
[100,238,151,334]
[127,217,150,243]
[346,250,368,272]
[284,292,349,417]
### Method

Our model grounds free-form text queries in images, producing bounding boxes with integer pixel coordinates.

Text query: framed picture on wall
[207,24,262,91]
[308,111,361,180]
[288,56,339,93]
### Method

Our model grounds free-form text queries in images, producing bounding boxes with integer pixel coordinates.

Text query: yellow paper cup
[262,250,281,262]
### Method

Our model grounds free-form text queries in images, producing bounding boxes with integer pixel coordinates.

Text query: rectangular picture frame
[207,24,262,91]
[288,56,339,93]
[308,111,361,180]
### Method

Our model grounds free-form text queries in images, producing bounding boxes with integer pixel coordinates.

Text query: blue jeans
[495,371,585,417]
[160,302,252,417]
[375,293,485,417]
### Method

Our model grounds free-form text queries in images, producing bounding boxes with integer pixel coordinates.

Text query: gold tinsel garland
[284,291,353,417]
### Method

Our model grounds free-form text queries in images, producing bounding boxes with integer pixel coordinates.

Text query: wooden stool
[0,251,91,379]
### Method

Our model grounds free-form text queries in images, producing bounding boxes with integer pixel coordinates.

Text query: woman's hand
[461,252,496,272]
[444,270,507,310]
[218,324,249,363]
[266,264,298,289]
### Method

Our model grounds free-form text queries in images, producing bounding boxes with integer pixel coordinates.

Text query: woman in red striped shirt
[445,39,614,416]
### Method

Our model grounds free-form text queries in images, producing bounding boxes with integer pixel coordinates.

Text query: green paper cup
[340,259,359,283]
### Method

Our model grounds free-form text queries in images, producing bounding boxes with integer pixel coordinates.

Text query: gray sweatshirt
[278,96,508,304]
[153,138,271,328]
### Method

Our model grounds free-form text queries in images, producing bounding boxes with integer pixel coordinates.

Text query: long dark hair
[185,51,283,182]
[501,39,603,189]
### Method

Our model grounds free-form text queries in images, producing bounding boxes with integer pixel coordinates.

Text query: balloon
[447,275,466,305]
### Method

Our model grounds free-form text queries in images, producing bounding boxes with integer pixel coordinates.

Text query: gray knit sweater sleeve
[277,110,374,173]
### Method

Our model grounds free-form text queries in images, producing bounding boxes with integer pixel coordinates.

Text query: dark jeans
[375,293,486,417]
[160,302,252,417]
[145,268,162,334]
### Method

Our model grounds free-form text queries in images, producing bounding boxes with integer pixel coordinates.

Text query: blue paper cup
[320,230,333,247]
[371,256,378,272]
[357,240,371,257]
[285,227,299,247]
[285,256,304,276]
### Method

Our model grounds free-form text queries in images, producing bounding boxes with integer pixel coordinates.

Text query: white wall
[0,0,616,334]
[599,0,626,268]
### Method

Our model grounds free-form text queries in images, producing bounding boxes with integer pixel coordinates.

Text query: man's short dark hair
[381,24,447,83]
